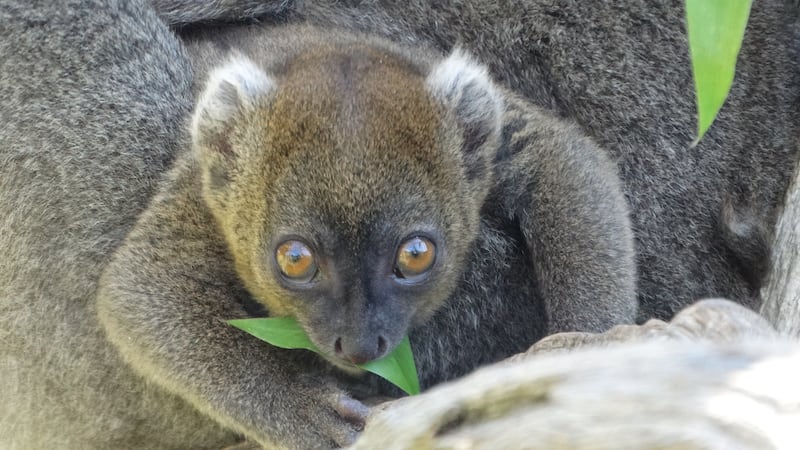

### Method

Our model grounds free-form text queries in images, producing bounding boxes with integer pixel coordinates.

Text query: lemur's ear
[426,49,503,158]
[191,55,275,162]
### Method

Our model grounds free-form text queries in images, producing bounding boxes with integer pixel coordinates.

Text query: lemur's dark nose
[335,335,388,365]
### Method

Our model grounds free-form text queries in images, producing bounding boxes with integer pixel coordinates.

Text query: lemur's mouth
[320,352,366,375]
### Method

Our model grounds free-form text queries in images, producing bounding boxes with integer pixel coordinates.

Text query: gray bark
[354,338,799,450]
[761,163,800,337]
[351,300,800,450]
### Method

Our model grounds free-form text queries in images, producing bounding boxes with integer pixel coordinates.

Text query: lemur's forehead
[254,45,469,241]
[264,45,445,163]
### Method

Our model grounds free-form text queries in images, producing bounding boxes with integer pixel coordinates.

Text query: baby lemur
[1,2,634,449]
[99,22,634,449]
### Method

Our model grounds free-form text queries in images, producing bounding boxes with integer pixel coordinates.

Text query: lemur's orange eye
[395,236,436,279]
[276,240,317,282]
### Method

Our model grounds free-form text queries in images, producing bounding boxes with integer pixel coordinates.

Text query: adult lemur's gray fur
[2,0,798,449]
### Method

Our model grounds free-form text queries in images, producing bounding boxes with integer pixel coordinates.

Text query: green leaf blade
[229,317,318,352]
[686,0,752,143]
[361,336,420,396]
[228,317,420,395]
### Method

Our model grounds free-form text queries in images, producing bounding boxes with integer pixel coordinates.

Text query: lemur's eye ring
[394,236,436,279]
[276,240,317,282]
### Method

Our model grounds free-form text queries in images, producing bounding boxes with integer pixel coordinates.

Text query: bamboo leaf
[229,316,318,352]
[229,317,420,395]
[361,336,420,395]
[686,0,752,143]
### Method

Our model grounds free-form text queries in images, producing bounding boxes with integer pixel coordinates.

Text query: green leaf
[686,0,752,143]
[229,317,421,395]
[229,317,318,352]
[361,336,420,396]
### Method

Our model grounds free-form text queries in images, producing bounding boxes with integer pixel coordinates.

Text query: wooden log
[352,300,798,450]
[761,163,800,337]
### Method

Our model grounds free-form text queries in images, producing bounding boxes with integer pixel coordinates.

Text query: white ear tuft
[427,49,492,96]
[426,49,503,156]
[191,55,275,157]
